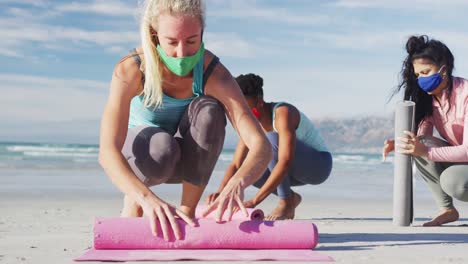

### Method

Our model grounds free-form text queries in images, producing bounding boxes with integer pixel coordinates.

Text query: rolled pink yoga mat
[75,206,332,262]
[94,217,318,249]
[195,204,265,220]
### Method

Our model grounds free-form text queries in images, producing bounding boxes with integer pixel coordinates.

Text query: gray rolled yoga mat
[393,100,415,226]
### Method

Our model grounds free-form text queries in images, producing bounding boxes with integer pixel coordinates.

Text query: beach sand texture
[1,194,467,264]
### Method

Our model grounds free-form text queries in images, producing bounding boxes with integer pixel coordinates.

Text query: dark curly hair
[393,35,454,129]
[235,73,264,97]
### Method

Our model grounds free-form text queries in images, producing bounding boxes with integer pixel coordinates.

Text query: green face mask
[156,42,205,76]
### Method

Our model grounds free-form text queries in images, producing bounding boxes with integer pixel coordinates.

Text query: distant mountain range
[224,116,394,153]
[314,116,394,153]
[2,116,395,154]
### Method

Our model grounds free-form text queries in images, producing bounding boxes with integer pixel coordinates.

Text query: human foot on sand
[266,192,302,220]
[423,207,459,226]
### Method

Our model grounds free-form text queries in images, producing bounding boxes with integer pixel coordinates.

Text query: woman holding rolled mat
[207,73,333,220]
[383,35,468,226]
[98,0,272,241]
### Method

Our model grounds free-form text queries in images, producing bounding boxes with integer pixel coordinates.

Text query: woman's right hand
[382,139,395,161]
[138,194,196,241]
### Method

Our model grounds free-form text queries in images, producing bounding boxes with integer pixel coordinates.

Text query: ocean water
[0,141,433,201]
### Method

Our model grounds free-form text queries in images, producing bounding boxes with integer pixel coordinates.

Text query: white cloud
[204,32,256,58]
[330,0,468,10]
[0,1,140,58]
[0,74,108,122]
[302,31,409,50]
[297,29,468,63]
[0,1,264,59]
[105,45,128,54]
[0,0,48,7]
[54,0,137,16]
[0,74,107,90]
[0,16,256,59]
[52,27,138,45]
[207,0,330,26]
[10,25,137,46]
[260,66,401,119]
[0,17,139,57]
[4,4,60,20]
[0,47,22,58]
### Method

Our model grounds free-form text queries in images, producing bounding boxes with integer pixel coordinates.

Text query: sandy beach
[1,143,466,263]
[1,190,467,264]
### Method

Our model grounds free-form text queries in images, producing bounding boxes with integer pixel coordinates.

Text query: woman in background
[383,35,468,226]
[208,73,332,220]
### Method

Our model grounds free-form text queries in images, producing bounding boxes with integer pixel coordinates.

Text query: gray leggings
[122,96,226,186]
[414,136,468,209]
[253,132,332,198]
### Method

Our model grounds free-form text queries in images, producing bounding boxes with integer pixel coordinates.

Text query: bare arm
[203,61,272,220]
[219,139,249,191]
[399,104,468,162]
[205,63,272,186]
[251,105,298,205]
[98,58,194,240]
[206,139,248,204]
[98,58,149,203]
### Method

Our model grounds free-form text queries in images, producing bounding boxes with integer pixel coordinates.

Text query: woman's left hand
[396,130,428,157]
[243,200,256,208]
[202,177,248,222]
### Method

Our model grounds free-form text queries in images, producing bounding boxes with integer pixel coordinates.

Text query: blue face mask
[417,66,445,93]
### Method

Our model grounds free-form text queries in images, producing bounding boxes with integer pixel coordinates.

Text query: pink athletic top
[417,77,468,162]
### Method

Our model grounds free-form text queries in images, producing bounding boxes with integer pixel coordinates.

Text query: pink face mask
[252,107,261,119]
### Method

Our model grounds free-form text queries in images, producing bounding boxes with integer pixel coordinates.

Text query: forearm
[217,165,238,192]
[253,162,290,205]
[428,145,468,162]
[231,139,272,187]
[417,119,433,137]
[99,147,154,203]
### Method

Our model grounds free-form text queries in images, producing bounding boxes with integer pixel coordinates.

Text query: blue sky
[1,0,468,143]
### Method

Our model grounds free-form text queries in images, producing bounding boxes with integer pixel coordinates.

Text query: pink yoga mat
[195,205,265,220]
[76,249,333,261]
[75,214,332,261]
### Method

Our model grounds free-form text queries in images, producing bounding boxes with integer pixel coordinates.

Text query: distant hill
[314,116,394,153]
[224,116,394,153]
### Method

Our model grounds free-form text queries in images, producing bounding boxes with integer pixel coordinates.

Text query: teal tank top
[128,50,219,135]
[272,102,329,152]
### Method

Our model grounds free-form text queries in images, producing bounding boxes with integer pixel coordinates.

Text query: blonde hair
[139,0,205,108]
